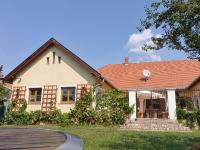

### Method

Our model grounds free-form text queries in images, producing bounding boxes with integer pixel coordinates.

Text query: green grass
[2,125,200,150]
[34,125,200,150]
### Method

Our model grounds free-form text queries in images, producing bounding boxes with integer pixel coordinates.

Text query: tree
[0,65,2,74]
[0,66,9,102]
[139,0,200,59]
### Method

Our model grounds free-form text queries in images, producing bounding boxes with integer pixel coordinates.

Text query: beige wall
[12,45,96,112]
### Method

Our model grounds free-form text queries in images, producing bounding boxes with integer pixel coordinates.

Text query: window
[58,56,61,64]
[53,52,56,64]
[29,88,42,103]
[61,87,75,103]
[146,99,160,109]
[46,57,49,64]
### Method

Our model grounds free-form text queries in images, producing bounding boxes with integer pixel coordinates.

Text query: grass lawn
[25,125,200,150]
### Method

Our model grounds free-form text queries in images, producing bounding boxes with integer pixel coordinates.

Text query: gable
[4,38,104,84]
[12,45,96,86]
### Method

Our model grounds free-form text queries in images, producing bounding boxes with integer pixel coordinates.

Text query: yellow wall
[12,45,96,112]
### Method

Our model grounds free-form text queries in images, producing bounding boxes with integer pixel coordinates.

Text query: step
[121,119,191,132]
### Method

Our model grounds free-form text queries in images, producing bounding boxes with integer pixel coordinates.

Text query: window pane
[61,87,75,102]
[29,88,42,102]
[62,95,68,101]
[69,87,75,101]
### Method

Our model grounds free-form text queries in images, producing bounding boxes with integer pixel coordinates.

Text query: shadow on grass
[99,131,200,150]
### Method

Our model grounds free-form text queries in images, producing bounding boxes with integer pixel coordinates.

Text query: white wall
[129,90,136,121]
[167,90,177,120]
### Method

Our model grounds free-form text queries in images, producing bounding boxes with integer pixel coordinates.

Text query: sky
[0,0,188,75]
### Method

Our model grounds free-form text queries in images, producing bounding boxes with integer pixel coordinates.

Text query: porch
[129,89,200,121]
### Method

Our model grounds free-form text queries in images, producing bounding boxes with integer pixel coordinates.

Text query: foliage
[11,99,27,112]
[196,110,200,127]
[177,108,200,129]
[0,65,2,74]
[4,110,71,126]
[0,84,10,102]
[185,112,196,129]
[4,111,32,125]
[1,89,133,126]
[96,90,133,125]
[139,0,200,59]
[176,107,187,121]
[40,110,70,126]
[69,91,97,125]
[176,96,195,111]
[0,65,10,102]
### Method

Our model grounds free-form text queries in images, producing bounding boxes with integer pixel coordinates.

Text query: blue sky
[0,0,188,75]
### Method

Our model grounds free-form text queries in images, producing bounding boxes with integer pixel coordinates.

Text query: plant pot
[162,112,169,119]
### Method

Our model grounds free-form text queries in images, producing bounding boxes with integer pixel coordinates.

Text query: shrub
[96,90,133,125]
[29,110,42,124]
[185,112,196,129]
[41,110,70,125]
[11,99,27,112]
[196,110,200,127]
[69,92,97,125]
[177,108,200,129]
[4,111,32,125]
[2,89,134,126]
[176,108,187,121]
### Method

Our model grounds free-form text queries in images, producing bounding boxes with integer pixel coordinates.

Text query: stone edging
[56,132,84,150]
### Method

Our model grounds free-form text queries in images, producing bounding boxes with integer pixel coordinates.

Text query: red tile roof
[97,60,200,90]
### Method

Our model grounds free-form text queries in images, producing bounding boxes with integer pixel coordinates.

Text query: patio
[0,128,66,150]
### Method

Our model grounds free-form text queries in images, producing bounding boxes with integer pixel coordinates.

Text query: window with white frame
[61,87,76,103]
[29,88,42,103]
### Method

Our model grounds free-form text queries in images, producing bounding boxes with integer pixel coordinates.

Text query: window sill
[58,102,75,105]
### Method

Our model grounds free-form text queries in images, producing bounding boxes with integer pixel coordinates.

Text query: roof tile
[97,60,200,90]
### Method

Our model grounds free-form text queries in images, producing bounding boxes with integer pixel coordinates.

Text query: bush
[68,90,133,125]
[177,108,187,121]
[185,112,196,129]
[2,89,134,126]
[29,110,42,124]
[177,108,200,129]
[196,110,200,127]
[40,110,70,126]
[96,90,133,125]
[4,111,32,125]
[69,92,97,125]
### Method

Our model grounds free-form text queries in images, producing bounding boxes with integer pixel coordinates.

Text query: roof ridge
[97,59,199,68]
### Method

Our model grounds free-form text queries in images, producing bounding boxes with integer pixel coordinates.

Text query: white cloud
[126,29,162,61]
[127,29,153,46]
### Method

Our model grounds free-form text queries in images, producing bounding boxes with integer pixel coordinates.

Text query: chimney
[124,57,129,65]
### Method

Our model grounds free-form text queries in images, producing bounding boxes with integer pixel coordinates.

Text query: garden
[1,82,200,150]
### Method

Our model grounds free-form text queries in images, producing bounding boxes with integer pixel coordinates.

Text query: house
[3,38,200,121]
[4,38,113,112]
[97,58,200,121]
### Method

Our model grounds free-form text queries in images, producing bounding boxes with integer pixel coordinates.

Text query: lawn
[31,125,200,150]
